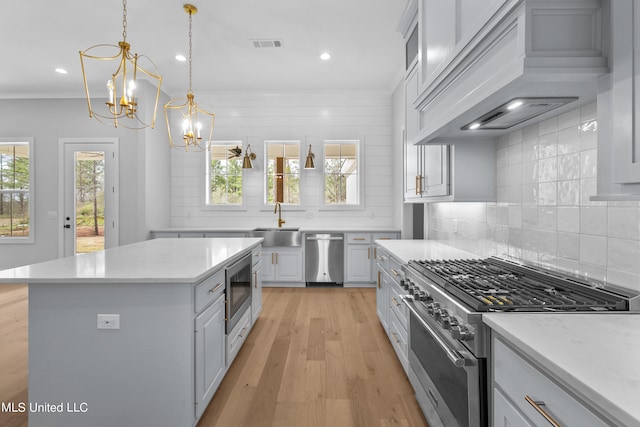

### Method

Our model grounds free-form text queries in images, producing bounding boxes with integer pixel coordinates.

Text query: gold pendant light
[164,4,215,152]
[79,0,163,129]
[304,145,316,169]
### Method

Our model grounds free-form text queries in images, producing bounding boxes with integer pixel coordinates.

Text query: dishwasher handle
[306,236,344,241]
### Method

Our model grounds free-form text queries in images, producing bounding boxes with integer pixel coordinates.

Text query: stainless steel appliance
[225,254,252,333]
[401,257,640,427]
[305,233,344,285]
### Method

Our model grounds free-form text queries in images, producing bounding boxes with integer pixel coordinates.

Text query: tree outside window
[208,143,243,205]
[266,142,300,204]
[0,141,31,238]
[324,141,359,205]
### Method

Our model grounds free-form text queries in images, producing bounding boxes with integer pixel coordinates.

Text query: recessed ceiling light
[468,122,481,130]
[507,100,523,110]
[320,52,331,61]
[55,68,68,74]
[175,54,186,62]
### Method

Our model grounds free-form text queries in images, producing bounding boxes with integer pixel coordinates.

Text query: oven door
[225,254,252,333]
[406,303,487,427]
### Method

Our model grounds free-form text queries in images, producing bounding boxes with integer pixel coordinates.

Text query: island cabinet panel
[492,336,609,427]
[195,293,226,419]
[194,269,225,313]
[251,256,263,324]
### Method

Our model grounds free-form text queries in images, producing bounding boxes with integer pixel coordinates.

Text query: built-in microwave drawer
[195,270,225,314]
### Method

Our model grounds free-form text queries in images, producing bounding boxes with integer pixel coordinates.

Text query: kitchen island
[0,238,262,427]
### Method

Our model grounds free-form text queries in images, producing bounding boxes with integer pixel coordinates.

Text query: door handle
[254,271,258,288]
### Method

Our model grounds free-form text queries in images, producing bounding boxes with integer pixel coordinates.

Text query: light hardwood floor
[0,285,428,427]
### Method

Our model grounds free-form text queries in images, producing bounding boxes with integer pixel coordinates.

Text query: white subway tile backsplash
[580,235,607,266]
[539,116,558,136]
[557,180,580,206]
[539,158,558,182]
[539,182,557,205]
[539,133,558,158]
[428,103,640,292]
[607,207,640,240]
[580,149,598,178]
[558,153,580,180]
[580,207,607,236]
[558,109,580,130]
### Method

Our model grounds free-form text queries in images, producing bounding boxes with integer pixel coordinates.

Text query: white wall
[0,89,171,270]
[428,103,640,292]
[170,91,396,229]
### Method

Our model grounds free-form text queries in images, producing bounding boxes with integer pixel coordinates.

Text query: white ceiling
[0,0,406,99]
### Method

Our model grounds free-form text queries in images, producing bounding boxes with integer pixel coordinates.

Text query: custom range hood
[411,0,609,144]
[461,97,578,131]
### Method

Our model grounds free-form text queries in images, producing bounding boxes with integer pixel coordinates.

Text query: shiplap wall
[170,92,395,228]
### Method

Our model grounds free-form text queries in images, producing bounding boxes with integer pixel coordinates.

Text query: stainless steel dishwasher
[305,233,344,285]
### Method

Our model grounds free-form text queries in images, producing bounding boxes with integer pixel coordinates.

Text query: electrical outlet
[97,314,120,330]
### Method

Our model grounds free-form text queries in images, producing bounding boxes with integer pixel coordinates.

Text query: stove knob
[401,279,411,291]
[417,291,430,302]
[438,309,449,323]
[434,309,444,321]
[451,325,474,341]
[442,316,458,329]
[426,303,435,315]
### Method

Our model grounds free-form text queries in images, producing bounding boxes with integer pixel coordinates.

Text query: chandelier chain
[188,10,193,93]
[122,0,128,41]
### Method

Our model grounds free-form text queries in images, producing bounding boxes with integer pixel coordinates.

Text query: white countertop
[375,239,478,263]
[484,313,640,427]
[0,238,262,284]
[152,227,401,233]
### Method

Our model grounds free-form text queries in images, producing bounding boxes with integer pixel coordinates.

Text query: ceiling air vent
[461,97,579,130]
[252,39,283,48]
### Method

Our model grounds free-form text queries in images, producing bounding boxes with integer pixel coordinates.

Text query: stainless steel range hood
[460,97,578,131]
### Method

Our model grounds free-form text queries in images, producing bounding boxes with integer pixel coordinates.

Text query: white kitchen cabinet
[594,0,640,199]
[226,306,252,367]
[194,292,226,419]
[261,247,303,284]
[420,0,456,87]
[345,233,398,285]
[492,336,609,427]
[251,247,262,324]
[375,247,390,332]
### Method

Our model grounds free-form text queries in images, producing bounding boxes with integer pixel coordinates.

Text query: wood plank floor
[0,285,428,427]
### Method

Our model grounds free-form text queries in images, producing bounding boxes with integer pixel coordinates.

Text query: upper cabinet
[399,0,608,145]
[593,0,640,200]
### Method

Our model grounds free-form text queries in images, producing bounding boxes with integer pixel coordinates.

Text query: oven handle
[404,299,466,368]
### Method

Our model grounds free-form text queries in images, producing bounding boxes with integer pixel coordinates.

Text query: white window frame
[204,140,247,211]
[321,139,363,210]
[264,140,302,207]
[0,137,35,243]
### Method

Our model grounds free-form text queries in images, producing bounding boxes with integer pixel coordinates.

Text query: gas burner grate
[408,258,628,312]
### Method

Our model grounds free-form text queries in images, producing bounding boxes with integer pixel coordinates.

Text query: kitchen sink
[249,227,302,247]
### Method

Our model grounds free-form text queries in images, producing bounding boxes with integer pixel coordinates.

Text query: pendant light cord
[188,9,193,94]
[122,0,128,42]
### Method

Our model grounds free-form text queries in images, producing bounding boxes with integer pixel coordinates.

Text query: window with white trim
[0,138,34,241]
[324,140,360,205]
[206,142,243,206]
[265,141,300,204]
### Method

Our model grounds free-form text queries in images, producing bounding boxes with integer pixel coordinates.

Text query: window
[265,141,300,204]
[0,138,33,241]
[324,141,360,205]
[207,142,243,206]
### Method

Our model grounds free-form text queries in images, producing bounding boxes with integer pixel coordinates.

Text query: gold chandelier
[164,4,215,151]
[79,0,162,129]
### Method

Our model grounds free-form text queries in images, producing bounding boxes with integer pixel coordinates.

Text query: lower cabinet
[227,308,252,367]
[261,247,303,284]
[251,260,262,324]
[346,233,399,286]
[493,336,609,427]
[194,293,226,419]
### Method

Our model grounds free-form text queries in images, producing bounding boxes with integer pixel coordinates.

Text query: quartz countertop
[484,313,640,427]
[375,239,478,263]
[151,227,401,234]
[0,238,262,284]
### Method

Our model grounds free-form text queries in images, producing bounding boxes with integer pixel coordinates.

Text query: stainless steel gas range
[401,256,640,427]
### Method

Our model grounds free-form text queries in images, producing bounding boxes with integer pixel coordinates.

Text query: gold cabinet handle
[524,396,561,427]
[271,253,275,264]
[368,247,371,259]
[415,175,420,195]
[353,237,366,241]
[239,326,249,338]
[390,331,400,344]
[390,269,399,277]
[377,271,381,289]
[208,282,224,294]
[391,297,399,307]
[254,271,258,288]
[276,253,278,264]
